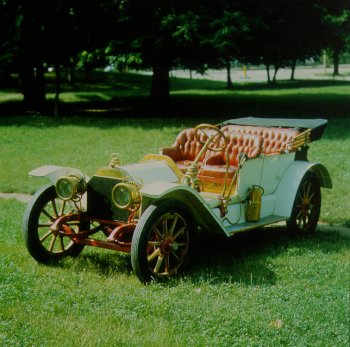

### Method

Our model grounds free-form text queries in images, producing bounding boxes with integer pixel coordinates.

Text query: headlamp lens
[112,182,141,210]
[114,185,132,208]
[56,178,75,200]
[55,175,86,201]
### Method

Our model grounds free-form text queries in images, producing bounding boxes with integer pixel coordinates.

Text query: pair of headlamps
[55,173,141,210]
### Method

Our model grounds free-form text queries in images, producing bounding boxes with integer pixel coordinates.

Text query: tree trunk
[290,59,296,81]
[150,61,170,101]
[20,63,35,108]
[0,70,12,86]
[54,64,61,117]
[265,64,271,84]
[68,57,76,87]
[19,60,46,111]
[226,59,233,89]
[333,48,340,76]
[35,60,46,109]
[272,65,279,84]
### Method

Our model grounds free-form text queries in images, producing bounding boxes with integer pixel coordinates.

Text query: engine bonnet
[94,160,181,185]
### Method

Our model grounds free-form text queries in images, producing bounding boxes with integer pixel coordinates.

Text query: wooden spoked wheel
[287,172,321,233]
[23,185,85,263]
[131,200,195,283]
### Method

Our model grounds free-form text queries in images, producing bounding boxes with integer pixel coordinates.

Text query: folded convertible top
[220,117,328,141]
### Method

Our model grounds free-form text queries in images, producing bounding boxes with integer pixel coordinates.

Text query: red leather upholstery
[200,133,263,178]
[161,124,299,179]
[221,125,299,154]
[223,132,263,165]
[160,128,217,171]
[161,128,200,162]
[199,164,237,179]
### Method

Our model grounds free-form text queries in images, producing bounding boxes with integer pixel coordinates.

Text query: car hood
[94,160,181,185]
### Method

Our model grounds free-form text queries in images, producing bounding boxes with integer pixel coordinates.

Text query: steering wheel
[194,124,228,152]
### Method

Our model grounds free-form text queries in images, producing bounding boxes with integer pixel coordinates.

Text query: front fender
[140,181,226,234]
[29,165,89,185]
[274,161,332,217]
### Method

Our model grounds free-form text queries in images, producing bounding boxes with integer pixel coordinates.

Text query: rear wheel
[131,200,195,283]
[23,185,86,263]
[287,172,321,233]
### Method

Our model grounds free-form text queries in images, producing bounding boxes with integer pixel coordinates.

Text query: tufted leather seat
[220,125,299,155]
[200,132,263,178]
[160,128,217,172]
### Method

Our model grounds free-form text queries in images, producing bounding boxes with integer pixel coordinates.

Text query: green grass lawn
[0,198,349,346]
[0,73,349,346]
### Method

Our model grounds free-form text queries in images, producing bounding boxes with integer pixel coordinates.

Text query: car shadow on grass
[60,249,133,277]
[187,224,350,286]
[57,224,349,283]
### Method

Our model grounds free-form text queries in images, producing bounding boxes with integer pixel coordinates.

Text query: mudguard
[29,165,89,211]
[140,181,226,234]
[29,165,89,185]
[274,161,332,217]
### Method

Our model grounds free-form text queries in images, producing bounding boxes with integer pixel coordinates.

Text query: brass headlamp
[112,177,142,210]
[55,174,87,201]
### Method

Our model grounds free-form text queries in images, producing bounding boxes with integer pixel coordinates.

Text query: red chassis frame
[52,213,136,253]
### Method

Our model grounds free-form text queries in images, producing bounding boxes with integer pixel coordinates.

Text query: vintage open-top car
[23,117,332,283]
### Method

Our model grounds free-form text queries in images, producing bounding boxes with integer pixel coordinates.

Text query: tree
[209,6,250,89]
[236,0,284,84]
[1,0,349,109]
[0,0,20,85]
[276,0,326,81]
[238,0,328,84]
[43,0,120,114]
[319,0,350,75]
[16,1,50,110]
[0,0,120,112]
[118,0,205,100]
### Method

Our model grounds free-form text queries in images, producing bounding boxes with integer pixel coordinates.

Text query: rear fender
[140,182,226,234]
[275,161,332,217]
[29,165,89,185]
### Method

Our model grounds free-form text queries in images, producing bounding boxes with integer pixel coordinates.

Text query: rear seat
[220,125,299,155]
[200,132,263,178]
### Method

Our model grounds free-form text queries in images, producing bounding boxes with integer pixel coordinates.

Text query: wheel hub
[162,236,176,254]
[299,198,311,216]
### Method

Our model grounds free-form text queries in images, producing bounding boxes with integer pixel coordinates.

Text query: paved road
[167,65,350,83]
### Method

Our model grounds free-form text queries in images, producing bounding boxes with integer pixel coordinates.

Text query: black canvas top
[221,117,328,141]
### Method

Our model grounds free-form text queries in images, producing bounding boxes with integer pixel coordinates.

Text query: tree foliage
[319,0,350,75]
[0,0,349,109]
[115,0,207,99]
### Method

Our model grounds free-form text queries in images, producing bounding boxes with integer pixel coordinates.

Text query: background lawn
[1,72,350,118]
[0,199,349,346]
[0,73,349,346]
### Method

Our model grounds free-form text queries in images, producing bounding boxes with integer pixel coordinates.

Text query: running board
[226,215,287,236]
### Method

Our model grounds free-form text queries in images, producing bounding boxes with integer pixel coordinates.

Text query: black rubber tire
[131,200,196,283]
[287,172,321,233]
[23,185,85,264]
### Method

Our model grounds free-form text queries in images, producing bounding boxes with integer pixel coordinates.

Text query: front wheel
[23,185,86,264]
[287,172,321,233]
[131,200,196,283]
